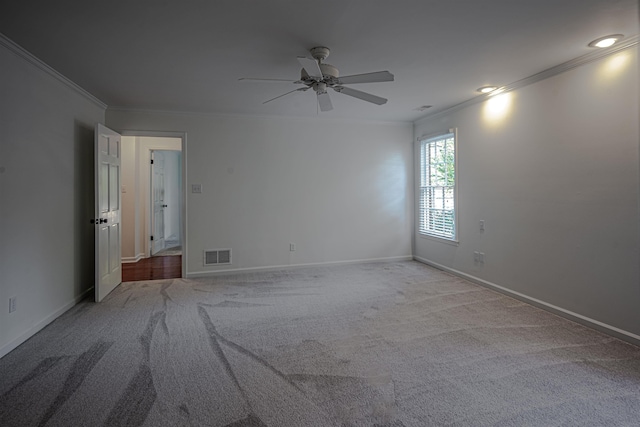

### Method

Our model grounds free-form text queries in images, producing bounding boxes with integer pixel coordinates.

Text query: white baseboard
[413,256,640,348]
[187,255,413,278]
[0,286,95,359]
[122,253,145,264]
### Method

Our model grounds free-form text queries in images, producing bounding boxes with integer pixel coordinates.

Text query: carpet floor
[1,261,639,426]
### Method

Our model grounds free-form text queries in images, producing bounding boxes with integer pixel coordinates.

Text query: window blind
[419,132,456,239]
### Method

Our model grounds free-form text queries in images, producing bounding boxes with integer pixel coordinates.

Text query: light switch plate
[191,184,202,194]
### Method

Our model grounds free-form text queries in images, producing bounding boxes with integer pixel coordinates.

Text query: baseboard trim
[122,254,145,264]
[0,286,94,359]
[413,256,640,348]
[187,255,413,278]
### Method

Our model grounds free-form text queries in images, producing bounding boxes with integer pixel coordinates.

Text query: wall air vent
[204,249,232,266]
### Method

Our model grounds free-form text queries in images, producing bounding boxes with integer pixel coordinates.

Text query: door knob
[162,204,168,208]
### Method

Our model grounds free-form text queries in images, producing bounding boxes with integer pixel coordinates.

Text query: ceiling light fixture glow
[588,34,623,48]
[477,86,498,94]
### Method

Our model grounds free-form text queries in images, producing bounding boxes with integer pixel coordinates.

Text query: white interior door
[95,124,122,302]
[151,150,166,255]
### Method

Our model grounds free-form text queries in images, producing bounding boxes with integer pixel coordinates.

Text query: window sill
[417,233,460,246]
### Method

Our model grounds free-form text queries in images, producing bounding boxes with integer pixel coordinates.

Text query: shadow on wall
[73,120,95,297]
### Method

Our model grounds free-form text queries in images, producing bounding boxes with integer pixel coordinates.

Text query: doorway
[119,133,186,281]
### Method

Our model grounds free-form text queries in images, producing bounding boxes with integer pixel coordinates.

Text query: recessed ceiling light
[588,34,623,48]
[477,86,498,94]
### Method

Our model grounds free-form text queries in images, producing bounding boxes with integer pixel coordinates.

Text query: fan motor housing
[300,63,339,81]
[320,63,338,78]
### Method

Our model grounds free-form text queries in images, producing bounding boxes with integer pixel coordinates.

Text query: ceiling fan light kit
[241,46,394,112]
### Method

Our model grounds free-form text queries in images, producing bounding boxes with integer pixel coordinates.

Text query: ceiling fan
[239,46,394,112]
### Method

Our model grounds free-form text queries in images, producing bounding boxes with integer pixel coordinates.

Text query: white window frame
[418,129,458,242]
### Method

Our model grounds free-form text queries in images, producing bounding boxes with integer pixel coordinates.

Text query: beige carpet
[1,261,639,426]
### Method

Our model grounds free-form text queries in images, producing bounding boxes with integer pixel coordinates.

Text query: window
[419,131,456,240]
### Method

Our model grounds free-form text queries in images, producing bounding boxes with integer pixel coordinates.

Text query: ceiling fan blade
[263,87,309,104]
[336,71,394,85]
[333,86,387,105]
[239,77,302,83]
[297,57,323,79]
[317,91,333,112]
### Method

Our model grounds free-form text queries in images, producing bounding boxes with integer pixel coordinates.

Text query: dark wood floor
[122,255,182,281]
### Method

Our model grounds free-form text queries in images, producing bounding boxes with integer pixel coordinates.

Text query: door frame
[121,130,188,278]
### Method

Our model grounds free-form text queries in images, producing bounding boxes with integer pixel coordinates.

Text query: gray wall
[414,46,639,339]
[0,38,106,357]
[106,110,414,275]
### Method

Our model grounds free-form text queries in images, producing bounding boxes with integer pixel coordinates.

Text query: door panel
[99,226,109,281]
[100,164,109,213]
[109,164,119,210]
[95,124,122,302]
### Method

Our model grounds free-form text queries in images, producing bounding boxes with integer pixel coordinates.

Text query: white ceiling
[1,0,637,122]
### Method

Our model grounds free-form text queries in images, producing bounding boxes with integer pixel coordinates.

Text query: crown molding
[0,32,107,110]
[414,34,639,126]
[107,106,413,127]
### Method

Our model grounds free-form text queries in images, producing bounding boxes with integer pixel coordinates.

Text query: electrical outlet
[479,220,485,232]
[479,252,485,263]
[9,297,16,313]
[474,251,479,262]
[191,184,202,194]
[290,243,296,252]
